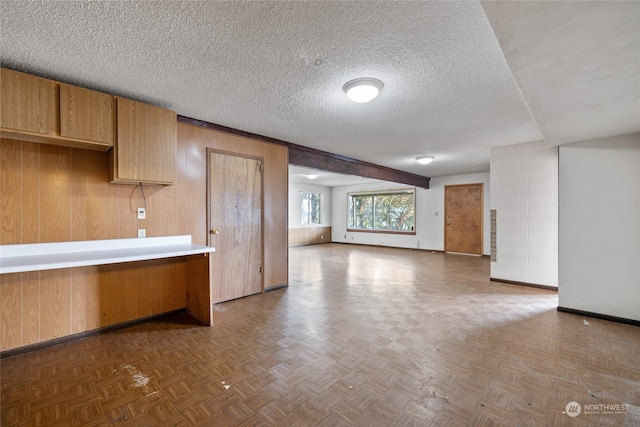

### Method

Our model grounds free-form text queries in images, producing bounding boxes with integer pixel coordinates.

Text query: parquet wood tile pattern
[2,244,640,426]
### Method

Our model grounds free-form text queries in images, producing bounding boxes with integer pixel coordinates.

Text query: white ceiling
[1,1,638,179]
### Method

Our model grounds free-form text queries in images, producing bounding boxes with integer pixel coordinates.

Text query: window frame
[347,188,416,235]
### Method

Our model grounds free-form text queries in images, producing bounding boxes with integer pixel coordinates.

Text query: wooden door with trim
[208,150,263,303]
[444,183,483,255]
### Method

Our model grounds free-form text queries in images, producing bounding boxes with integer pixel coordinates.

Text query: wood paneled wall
[0,261,187,350]
[0,123,288,351]
[177,123,288,290]
[289,227,332,247]
[0,139,180,244]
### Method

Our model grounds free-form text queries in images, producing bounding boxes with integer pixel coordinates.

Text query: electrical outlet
[137,229,146,238]
[137,208,146,219]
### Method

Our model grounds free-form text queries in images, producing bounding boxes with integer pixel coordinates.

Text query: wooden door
[444,183,483,255]
[209,151,263,303]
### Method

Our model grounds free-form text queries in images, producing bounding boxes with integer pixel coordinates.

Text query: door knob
[209,229,220,235]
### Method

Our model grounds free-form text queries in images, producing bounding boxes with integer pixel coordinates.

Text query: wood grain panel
[71,267,87,333]
[176,260,187,309]
[185,254,211,325]
[85,150,108,240]
[120,263,138,322]
[105,180,120,239]
[137,261,156,318]
[289,227,332,247]
[0,68,58,136]
[179,124,207,246]
[165,262,178,312]
[40,145,71,242]
[39,269,71,341]
[60,84,113,146]
[85,266,101,330]
[100,264,120,326]
[0,273,22,350]
[21,142,40,243]
[118,184,138,239]
[174,128,188,237]
[70,149,87,241]
[264,144,289,288]
[0,139,21,244]
[141,185,161,238]
[161,183,176,236]
[22,271,39,345]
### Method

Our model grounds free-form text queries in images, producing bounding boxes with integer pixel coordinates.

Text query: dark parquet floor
[2,244,640,426]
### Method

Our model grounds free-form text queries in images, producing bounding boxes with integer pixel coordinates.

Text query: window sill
[346,229,416,236]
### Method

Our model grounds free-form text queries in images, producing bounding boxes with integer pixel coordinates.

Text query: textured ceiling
[1,1,638,180]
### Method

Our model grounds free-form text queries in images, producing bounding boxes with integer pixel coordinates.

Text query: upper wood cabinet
[1,68,177,184]
[0,68,114,150]
[60,83,113,146]
[1,68,58,136]
[109,97,177,185]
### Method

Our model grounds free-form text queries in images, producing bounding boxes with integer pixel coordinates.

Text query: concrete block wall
[490,141,558,287]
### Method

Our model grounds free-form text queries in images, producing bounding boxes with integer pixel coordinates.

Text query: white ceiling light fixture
[343,78,384,103]
[306,173,318,179]
[416,155,434,165]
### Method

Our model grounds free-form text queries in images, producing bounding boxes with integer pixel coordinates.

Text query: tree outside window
[301,192,321,224]
[348,189,415,233]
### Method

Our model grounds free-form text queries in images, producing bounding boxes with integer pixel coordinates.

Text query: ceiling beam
[177,116,430,189]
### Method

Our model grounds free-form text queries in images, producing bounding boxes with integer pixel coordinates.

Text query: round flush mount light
[306,173,318,180]
[416,156,434,165]
[343,78,384,103]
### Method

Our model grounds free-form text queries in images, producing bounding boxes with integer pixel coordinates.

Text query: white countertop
[0,235,215,274]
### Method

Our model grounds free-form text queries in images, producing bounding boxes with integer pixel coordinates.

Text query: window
[348,189,415,233]
[301,192,321,224]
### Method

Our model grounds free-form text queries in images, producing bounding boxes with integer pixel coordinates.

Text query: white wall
[559,133,640,321]
[490,141,558,287]
[288,182,332,229]
[331,173,490,254]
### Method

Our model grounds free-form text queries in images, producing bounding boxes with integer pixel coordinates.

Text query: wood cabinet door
[113,97,176,184]
[209,151,263,303]
[0,68,57,135]
[60,84,114,146]
[444,183,483,255]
